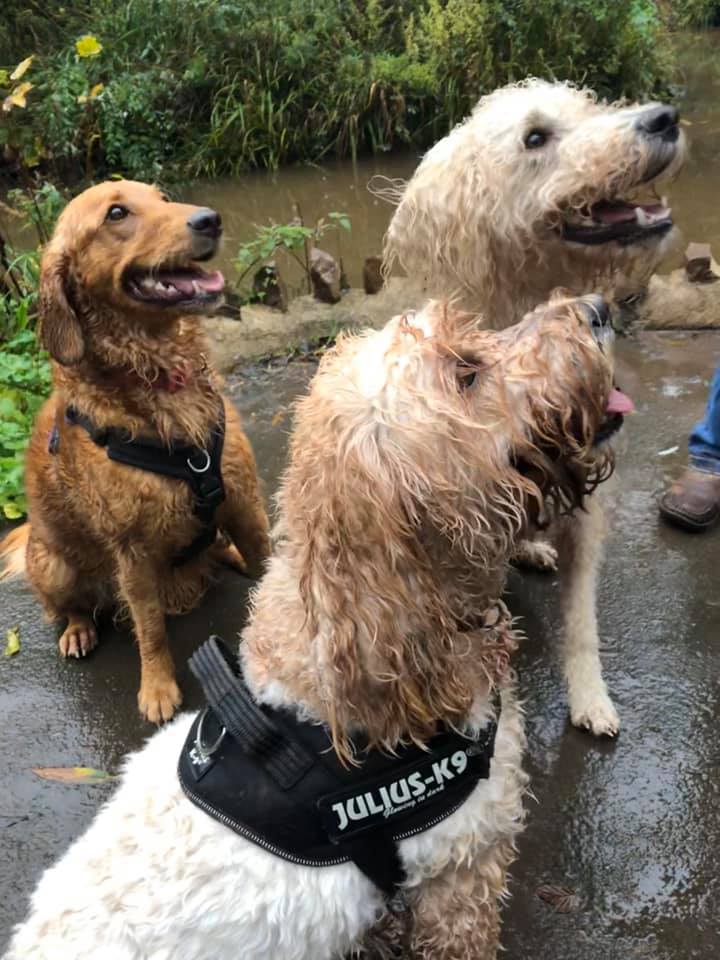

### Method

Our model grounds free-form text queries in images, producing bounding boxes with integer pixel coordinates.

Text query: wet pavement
[1,331,719,958]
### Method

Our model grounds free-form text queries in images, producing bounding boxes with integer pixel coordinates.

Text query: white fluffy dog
[383,80,685,736]
[5,294,616,960]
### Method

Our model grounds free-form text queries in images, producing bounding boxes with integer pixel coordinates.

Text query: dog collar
[178,636,501,899]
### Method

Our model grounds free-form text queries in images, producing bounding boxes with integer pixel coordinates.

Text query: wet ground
[0,330,718,957]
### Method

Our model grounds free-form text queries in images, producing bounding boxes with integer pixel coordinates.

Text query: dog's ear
[39,244,84,365]
[283,376,473,760]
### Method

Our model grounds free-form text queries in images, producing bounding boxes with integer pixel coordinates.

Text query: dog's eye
[106,204,130,222]
[456,362,478,391]
[524,128,549,149]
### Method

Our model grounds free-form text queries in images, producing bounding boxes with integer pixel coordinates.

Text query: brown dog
[0,181,270,723]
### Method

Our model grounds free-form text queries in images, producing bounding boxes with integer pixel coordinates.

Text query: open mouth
[562,194,673,247]
[594,386,634,444]
[124,265,225,309]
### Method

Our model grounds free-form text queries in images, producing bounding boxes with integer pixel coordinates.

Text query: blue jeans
[689,362,720,475]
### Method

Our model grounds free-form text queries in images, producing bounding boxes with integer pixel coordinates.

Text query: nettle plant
[233,211,351,301]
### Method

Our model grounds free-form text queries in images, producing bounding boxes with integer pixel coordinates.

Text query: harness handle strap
[189,636,315,790]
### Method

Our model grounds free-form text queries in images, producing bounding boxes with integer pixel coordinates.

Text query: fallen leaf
[680,119,693,127]
[75,35,103,58]
[10,56,33,81]
[32,767,115,784]
[536,884,584,913]
[2,81,33,111]
[271,410,286,427]
[2,502,23,519]
[4,627,20,657]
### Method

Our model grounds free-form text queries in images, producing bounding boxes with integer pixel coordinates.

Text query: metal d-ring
[194,707,226,763]
[187,448,211,474]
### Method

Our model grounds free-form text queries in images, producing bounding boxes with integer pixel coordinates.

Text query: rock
[636,269,720,329]
[251,261,288,311]
[215,287,242,320]
[202,278,421,372]
[684,242,718,284]
[363,256,384,295]
[309,247,341,303]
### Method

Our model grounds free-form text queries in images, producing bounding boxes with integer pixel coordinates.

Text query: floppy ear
[39,244,84,365]
[283,374,474,760]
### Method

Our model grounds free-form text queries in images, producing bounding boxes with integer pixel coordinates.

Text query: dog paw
[570,692,620,738]
[513,539,559,572]
[138,678,182,724]
[58,616,98,659]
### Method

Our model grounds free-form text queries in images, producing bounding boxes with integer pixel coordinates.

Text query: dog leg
[512,536,558,572]
[58,614,98,659]
[116,552,181,724]
[26,532,100,658]
[408,850,511,960]
[557,494,619,737]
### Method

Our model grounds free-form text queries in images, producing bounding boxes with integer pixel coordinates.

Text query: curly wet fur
[384,79,685,323]
[382,80,686,737]
[0,181,270,723]
[5,294,613,960]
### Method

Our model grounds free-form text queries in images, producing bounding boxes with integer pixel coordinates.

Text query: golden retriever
[0,180,270,723]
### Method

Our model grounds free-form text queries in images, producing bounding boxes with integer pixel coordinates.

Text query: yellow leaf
[2,81,33,111]
[10,56,33,81]
[76,35,103,58]
[90,82,104,98]
[77,95,88,104]
[4,627,20,658]
[2,502,23,519]
[32,766,116,784]
[0,70,9,87]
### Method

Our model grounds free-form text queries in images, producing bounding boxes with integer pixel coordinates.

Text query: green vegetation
[0,186,61,518]
[0,0,696,184]
[234,211,351,300]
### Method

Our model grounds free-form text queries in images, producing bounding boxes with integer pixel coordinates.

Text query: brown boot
[659,467,720,532]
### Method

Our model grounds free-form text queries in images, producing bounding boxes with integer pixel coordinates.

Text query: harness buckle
[193,707,226,764]
[186,449,212,474]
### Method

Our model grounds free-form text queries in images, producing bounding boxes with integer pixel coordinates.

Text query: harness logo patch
[318,741,492,842]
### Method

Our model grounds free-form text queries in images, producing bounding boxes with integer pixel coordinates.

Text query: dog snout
[635,104,679,143]
[578,295,610,333]
[187,207,223,238]
[187,207,222,260]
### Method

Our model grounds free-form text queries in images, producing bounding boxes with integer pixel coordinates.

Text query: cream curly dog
[384,80,686,736]
[6,292,615,960]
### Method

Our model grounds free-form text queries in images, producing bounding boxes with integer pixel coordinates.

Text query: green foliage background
[0,0,704,183]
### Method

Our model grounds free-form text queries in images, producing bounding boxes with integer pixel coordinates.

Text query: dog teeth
[635,207,650,226]
[191,280,201,296]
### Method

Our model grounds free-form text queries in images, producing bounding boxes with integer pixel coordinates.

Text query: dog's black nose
[579,294,610,330]
[636,104,679,141]
[187,208,223,238]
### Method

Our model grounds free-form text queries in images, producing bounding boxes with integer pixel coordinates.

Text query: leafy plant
[0,185,59,519]
[234,210,351,299]
[0,0,688,183]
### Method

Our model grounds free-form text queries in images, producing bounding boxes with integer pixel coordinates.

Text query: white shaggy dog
[384,80,686,736]
[5,294,615,960]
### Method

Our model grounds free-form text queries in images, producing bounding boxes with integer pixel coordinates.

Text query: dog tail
[0,523,29,581]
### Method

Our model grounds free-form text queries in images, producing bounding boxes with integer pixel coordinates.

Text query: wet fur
[5,295,613,960]
[0,181,270,723]
[383,80,686,735]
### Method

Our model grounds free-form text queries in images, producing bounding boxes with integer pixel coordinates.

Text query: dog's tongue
[160,269,224,296]
[607,386,634,414]
[591,200,665,224]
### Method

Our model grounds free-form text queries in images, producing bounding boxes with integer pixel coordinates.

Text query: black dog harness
[54,404,226,566]
[178,637,500,898]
